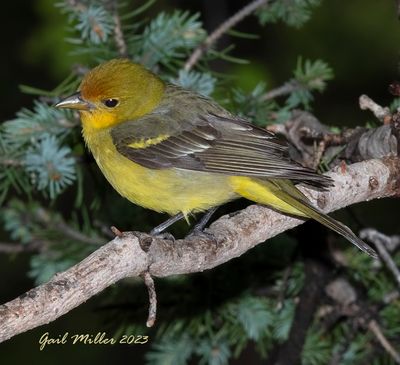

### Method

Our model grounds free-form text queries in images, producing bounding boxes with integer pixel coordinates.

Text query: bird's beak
[55,92,92,111]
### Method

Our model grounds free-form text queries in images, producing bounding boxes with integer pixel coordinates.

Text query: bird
[55,58,376,258]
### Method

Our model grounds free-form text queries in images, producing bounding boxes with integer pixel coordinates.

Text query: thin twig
[359,94,392,124]
[111,0,128,57]
[110,226,123,238]
[395,0,400,19]
[65,0,86,12]
[184,0,270,71]
[0,242,39,254]
[360,228,400,291]
[276,265,292,310]
[368,319,400,364]
[93,220,115,239]
[35,208,103,246]
[313,140,326,169]
[383,290,400,304]
[261,80,302,101]
[0,159,23,167]
[56,221,102,245]
[141,271,157,327]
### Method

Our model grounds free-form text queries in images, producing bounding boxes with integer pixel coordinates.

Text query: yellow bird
[56,59,376,258]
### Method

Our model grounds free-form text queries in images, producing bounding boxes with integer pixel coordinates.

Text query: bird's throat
[80,110,117,129]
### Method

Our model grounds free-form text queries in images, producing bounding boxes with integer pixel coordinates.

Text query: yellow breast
[81,120,237,217]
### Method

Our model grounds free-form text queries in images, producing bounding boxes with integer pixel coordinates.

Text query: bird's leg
[150,212,184,237]
[188,206,219,237]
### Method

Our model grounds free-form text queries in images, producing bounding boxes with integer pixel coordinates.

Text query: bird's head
[55,59,165,129]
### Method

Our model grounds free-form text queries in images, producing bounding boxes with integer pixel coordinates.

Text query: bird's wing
[111,86,332,188]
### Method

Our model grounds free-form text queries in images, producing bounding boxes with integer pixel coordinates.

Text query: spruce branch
[257,0,322,28]
[0,157,398,343]
[184,0,270,71]
[261,59,333,104]
[62,0,114,45]
[139,11,205,68]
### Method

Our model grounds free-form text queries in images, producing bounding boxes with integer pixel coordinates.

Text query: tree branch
[0,242,40,254]
[0,158,23,167]
[359,94,392,124]
[360,228,400,291]
[0,157,399,343]
[184,0,269,71]
[110,0,128,57]
[34,208,104,246]
[368,319,400,364]
[261,80,302,101]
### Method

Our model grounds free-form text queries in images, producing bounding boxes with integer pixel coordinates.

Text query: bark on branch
[0,157,399,343]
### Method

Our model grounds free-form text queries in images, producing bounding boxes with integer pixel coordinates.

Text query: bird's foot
[149,231,176,242]
[186,227,218,246]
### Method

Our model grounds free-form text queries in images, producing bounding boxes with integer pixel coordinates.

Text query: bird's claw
[186,228,218,246]
[151,231,175,242]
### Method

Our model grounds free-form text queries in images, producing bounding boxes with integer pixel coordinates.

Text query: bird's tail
[230,176,377,258]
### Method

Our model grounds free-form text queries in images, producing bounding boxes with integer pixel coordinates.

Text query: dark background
[0,0,399,362]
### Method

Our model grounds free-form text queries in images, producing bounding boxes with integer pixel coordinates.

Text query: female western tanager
[56,59,376,258]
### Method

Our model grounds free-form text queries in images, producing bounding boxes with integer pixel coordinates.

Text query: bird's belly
[91,139,236,216]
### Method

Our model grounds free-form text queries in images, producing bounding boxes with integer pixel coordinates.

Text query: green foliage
[228,296,273,341]
[339,335,370,365]
[230,58,333,126]
[135,11,206,69]
[0,139,28,203]
[380,300,400,338]
[76,4,114,44]
[301,329,331,365]
[287,57,334,109]
[144,261,305,364]
[273,262,305,297]
[2,200,36,244]
[294,58,333,92]
[145,335,194,365]
[0,81,78,201]
[271,301,295,342]
[231,82,278,125]
[196,338,231,365]
[258,0,322,28]
[301,328,331,365]
[24,134,76,198]
[0,198,99,283]
[171,70,217,96]
[346,249,397,302]
[29,252,77,284]
[59,1,114,45]
[389,97,400,112]
[2,101,73,148]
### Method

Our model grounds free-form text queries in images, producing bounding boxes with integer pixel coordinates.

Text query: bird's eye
[103,98,119,108]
